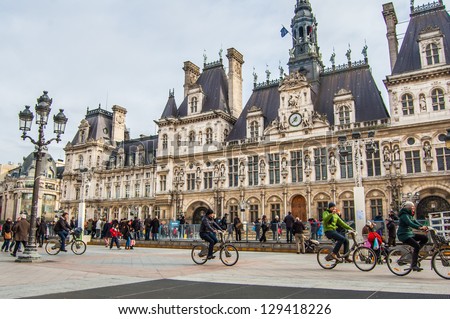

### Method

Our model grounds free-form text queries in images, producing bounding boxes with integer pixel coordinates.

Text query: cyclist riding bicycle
[53,212,72,252]
[397,201,428,271]
[322,202,355,262]
[199,209,223,260]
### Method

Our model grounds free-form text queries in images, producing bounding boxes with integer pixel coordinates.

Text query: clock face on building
[289,112,302,127]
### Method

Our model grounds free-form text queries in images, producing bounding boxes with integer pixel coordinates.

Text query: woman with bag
[1,218,13,252]
[367,221,383,260]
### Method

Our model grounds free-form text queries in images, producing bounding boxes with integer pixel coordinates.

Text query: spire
[288,0,322,81]
[160,90,178,119]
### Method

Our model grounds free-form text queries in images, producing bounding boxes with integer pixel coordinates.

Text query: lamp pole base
[15,245,43,263]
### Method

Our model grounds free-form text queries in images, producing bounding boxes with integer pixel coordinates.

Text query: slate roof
[227,84,280,142]
[177,65,230,117]
[71,108,113,146]
[108,135,158,168]
[393,4,450,75]
[160,94,178,118]
[317,65,390,123]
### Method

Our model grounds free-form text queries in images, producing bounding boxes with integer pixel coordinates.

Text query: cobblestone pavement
[0,245,448,299]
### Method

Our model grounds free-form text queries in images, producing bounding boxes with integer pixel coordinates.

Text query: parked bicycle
[386,227,450,279]
[317,231,377,271]
[45,228,87,255]
[191,231,239,266]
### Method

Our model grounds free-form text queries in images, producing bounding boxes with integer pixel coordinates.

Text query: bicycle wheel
[353,246,377,272]
[432,248,450,280]
[191,244,208,265]
[45,239,61,255]
[220,244,239,266]
[386,247,412,276]
[71,240,87,255]
[317,245,338,269]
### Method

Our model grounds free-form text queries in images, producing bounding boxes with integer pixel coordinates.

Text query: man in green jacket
[322,202,355,262]
[397,201,428,271]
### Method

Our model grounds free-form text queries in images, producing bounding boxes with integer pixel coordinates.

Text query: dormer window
[431,88,445,111]
[426,43,440,65]
[249,121,260,139]
[205,128,213,144]
[162,134,168,149]
[338,106,351,125]
[401,94,414,115]
[190,97,198,113]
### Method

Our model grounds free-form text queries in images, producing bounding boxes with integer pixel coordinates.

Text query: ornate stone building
[61,0,450,225]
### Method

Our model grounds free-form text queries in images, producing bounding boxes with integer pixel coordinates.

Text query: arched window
[188,131,196,144]
[426,43,440,65]
[401,94,414,115]
[431,88,445,111]
[162,134,168,149]
[249,121,259,139]
[205,128,213,144]
[190,97,198,113]
[338,106,351,124]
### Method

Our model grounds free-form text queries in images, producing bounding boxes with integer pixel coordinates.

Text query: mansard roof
[177,64,230,117]
[18,151,57,178]
[392,3,450,75]
[109,135,158,168]
[317,64,389,123]
[227,83,280,142]
[160,93,178,119]
[71,107,113,146]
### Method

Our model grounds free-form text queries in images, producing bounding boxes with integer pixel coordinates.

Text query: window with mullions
[426,43,440,65]
[401,94,414,115]
[125,185,130,198]
[160,175,167,191]
[268,154,280,184]
[339,106,351,125]
[405,150,421,174]
[339,146,353,179]
[314,148,328,181]
[270,203,281,220]
[370,199,383,219]
[317,201,328,220]
[135,184,140,198]
[205,128,213,144]
[249,121,260,140]
[187,173,196,191]
[436,148,450,171]
[342,200,354,221]
[145,184,151,197]
[190,97,198,113]
[248,156,259,186]
[290,150,303,183]
[431,88,445,111]
[162,134,168,149]
[115,185,120,198]
[228,158,239,187]
[203,171,213,189]
[229,205,239,222]
[249,204,259,222]
[366,142,381,177]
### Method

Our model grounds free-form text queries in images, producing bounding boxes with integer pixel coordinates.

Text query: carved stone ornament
[279,71,307,90]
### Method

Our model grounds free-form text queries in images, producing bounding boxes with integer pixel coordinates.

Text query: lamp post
[337,131,376,238]
[17,91,68,262]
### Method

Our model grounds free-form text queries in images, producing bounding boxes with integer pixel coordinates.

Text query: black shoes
[410,265,423,272]
[207,255,216,260]
[60,249,68,252]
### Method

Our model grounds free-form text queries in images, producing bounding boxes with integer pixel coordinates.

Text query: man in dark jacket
[283,211,295,243]
[144,216,152,240]
[293,217,306,254]
[397,201,428,271]
[11,214,30,257]
[53,212,71,252]
[199,209,222,259]
[386,218,397,247]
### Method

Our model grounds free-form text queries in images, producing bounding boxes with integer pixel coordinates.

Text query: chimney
[111,105,127,143]
[382,2,399,72]
[226,48,244,118]
[182,61,200,97]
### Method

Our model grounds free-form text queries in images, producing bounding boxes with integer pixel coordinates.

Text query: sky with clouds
[0,0,425,164]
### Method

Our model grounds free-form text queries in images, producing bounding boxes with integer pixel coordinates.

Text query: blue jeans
[200,232,218,257]
[325,230,349,255]
[58,230,69,251]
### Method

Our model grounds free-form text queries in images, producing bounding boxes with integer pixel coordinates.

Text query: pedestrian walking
[11,214,30,257]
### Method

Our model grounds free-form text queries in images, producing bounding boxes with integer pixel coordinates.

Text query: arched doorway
[291,195,307,221]
[416,196,450,220]
[192,206,209,224]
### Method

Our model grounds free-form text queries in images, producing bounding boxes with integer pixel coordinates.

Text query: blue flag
[280,26,289,38]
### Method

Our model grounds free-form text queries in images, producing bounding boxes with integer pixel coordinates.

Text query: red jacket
[110,228,122,238]
[368,231,382,247]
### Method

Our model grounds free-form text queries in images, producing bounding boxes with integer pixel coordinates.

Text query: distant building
[0,151,62,221]
[61,0,450,226]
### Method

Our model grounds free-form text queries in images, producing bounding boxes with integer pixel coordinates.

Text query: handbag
[236,222,243,230]
[130,239,136,246]
[4,232,12,240]
[373,238,380,250]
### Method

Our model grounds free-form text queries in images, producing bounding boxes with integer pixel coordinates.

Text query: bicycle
[317,231,377,271]
[45,228,87,255]
[191,231,239,266]
[386,228,450,279]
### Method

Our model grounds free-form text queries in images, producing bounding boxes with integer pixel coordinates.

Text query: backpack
[53,221,61,233]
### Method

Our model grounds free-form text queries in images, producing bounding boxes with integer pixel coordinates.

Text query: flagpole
[281,25,299,45]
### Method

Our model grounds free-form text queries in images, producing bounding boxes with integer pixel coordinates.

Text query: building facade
[61,0,450,226]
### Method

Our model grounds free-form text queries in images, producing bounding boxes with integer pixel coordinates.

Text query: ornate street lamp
[17,91,68,262]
